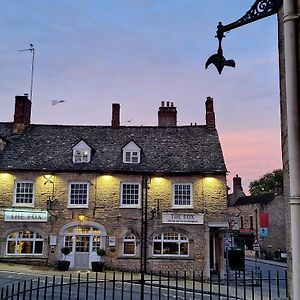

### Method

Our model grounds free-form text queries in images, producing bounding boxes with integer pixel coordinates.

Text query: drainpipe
[283,0,300,298]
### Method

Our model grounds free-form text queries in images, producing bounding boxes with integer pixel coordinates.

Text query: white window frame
[172,183,193,208]
[122,141,141,164]
[122,233,136,256]
[6,231,44,256]
[13,180,35,207]
[152,232,189,257]
[120,182,141,208]
[72,141,91,163]
[68,182,90,208]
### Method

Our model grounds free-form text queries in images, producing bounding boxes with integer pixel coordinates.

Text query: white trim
[120,182,141,208]
[122,141,141,164]
[72,140,91,163]
[13,180,35,208]
[172,183,193,208]
[68,181,90,208]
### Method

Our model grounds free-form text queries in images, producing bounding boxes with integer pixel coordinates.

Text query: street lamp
[206,1,300,298]
[205,0,283,74]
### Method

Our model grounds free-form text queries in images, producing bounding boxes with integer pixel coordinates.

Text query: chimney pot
[233,174,243,194]
[161,101,165,107]
[111,103,120,128]
[13,94,31,134]
[158,101,177,127]
[205,96,215,127]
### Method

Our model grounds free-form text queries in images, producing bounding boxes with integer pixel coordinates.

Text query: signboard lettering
[4,210,48,222]
[162,213,204,224]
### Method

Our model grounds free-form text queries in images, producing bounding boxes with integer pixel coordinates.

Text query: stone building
[0,95,228,277]
[227,175,286,257]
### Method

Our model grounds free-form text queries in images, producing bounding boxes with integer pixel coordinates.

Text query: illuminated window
[153,232,189,257]
[68,182,89,208]
[6,231,43,255]
[14,181,34,206]
[121,183,141,207]
[72,140,91,163]
[122,141,141,164]
[123,233,136,256]
[173,183,193,208]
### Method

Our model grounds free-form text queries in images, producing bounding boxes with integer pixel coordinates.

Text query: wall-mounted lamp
[78,213,86,222]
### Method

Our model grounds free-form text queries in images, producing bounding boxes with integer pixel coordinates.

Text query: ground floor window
[153,232,189,256]
[123,233,136,256]
[6,231,44,255]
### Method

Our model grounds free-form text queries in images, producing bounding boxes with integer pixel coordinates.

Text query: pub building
[0,95,228,277]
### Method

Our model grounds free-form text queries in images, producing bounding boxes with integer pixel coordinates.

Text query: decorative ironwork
[205,0,283,74]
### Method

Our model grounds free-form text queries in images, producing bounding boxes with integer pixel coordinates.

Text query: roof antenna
[19,44,35,102]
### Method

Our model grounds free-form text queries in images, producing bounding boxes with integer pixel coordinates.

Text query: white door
[74,235,90,269]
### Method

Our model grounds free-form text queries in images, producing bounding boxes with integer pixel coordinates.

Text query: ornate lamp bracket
[205,0,283,74]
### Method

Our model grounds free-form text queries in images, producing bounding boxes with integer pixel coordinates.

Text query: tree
[249,169,283,195]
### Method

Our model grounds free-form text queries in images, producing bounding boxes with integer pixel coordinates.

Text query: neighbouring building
[227,175,286,259]
[0,95,228,277]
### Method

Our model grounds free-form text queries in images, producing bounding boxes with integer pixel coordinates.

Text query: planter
[91,261,104,272]
[56,260,71,271]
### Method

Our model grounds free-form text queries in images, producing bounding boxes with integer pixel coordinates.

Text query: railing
[0,270,289,300]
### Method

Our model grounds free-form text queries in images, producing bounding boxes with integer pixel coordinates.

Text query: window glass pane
[64,236,73,249]
[180,242,189,255]
[174,184,191,206]
[15,182,34,204]
[92,236,101,251]
[76,236,90,252]
[124,242,135,255]
[163,242,179,255]
[7,241,15,254]
[70,183,88,205]
[35,241,43,254]
[122,184,139,205]
[153,242,162,254]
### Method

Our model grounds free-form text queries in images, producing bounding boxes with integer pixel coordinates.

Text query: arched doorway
[59,221,107,269]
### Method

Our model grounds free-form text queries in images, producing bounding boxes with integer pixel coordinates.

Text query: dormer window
[72,140,91,163]
[122,141,141,164]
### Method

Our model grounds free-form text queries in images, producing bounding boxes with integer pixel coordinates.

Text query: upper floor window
[122,141,141,164]
[68,182,89,208]
[6,231,43,255]
[153,232,189,257]
[173,183,193,208]
[120,183,141,208]
[72,140,91,163]
[123,233,136,256]
[14,181,34,206]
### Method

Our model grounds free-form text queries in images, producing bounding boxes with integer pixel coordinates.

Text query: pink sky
[0,1,282,193]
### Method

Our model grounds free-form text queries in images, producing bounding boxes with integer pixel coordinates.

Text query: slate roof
[234,193,275,206]
[0,122,227,175]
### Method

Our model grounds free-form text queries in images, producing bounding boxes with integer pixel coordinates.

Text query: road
[0,260,288,300]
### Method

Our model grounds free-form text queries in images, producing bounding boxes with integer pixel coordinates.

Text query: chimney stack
[158,101,177,127]
[13,94,32,134]
[205,96,215,127]
[233,174,243,194]
[111,103,120,128]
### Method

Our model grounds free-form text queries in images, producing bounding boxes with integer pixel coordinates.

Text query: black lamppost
[206,1,300,298]
[205,0,282,74]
